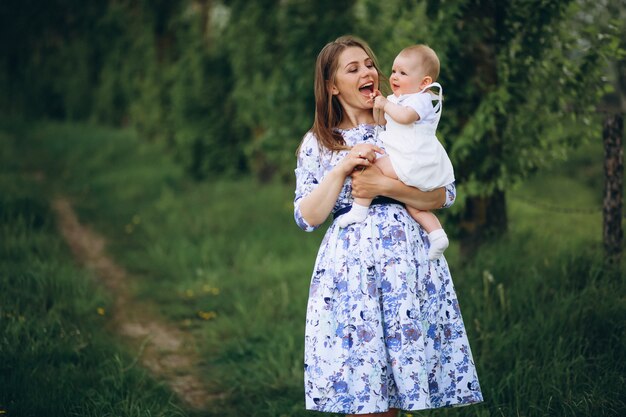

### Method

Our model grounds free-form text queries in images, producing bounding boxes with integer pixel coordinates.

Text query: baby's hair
[400,44,440,82]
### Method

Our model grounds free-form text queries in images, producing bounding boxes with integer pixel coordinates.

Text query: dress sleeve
[441,182,456,208]
[294,132,324,232]
[403,93,436,122]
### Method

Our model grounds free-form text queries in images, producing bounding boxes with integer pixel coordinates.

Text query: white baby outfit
[381,82,454,191]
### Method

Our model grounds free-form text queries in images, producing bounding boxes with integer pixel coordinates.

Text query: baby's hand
[373,95,387,110]
[368,89,383,103]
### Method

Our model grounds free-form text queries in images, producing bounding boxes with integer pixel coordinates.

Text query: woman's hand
[337,143,384,177]
[352,167,447,210]
[298,143,382,228]
[351,164,391,199]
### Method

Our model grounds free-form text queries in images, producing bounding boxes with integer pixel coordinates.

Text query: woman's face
[331,47,379,113]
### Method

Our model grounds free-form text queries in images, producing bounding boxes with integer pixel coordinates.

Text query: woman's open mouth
[359,82,374,96]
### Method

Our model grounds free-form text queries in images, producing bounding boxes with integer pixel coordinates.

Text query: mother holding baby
[294,36,483,416]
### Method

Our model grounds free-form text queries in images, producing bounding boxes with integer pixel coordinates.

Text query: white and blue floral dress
[294,124,483,415]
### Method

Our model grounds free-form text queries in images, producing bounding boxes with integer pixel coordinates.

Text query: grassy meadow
[1,120,625,416]
[0,124,187,416]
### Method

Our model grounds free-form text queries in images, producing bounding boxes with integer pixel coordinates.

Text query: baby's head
[389,44,439,96]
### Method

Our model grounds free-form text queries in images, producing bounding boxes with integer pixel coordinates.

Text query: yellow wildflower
[97,307,105,316]
[202,285,220,295]
[197,311,217,320]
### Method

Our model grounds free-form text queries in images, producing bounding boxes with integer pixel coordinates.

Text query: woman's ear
[327,80,339,96]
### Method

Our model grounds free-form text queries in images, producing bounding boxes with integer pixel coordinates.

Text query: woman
[294,36,483,416]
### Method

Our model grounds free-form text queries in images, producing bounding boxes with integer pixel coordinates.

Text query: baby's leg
[407,207,449,260]
[338,156,394,228]
[337,195,373,227]
[375,155,398,179]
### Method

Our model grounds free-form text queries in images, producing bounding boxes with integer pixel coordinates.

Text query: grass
[0,126,187,416]
[3,120,625,416]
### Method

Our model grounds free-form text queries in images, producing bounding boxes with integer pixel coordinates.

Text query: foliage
[1,0,624,207]
[353,0,624,243]
[169,8,247,179]
[223,0,357,180]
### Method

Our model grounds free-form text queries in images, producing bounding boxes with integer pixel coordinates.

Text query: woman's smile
[358,81,374,97]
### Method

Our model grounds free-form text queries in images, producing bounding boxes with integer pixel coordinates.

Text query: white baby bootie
[428,229,449,260]
[337,204,369,228]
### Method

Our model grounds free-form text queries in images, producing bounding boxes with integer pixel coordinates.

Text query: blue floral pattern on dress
[294,124,483,414]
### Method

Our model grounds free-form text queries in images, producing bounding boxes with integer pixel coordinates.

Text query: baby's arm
[374,96,420,124]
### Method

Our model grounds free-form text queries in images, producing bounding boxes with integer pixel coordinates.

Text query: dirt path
[52,196,219,411]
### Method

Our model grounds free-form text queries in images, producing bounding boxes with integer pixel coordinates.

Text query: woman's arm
[298,167,347,227]
[350,165,446,210]
[296,142,382,229]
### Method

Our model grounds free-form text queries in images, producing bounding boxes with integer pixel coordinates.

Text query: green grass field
[0,125,187,416]
[2,121,625,416]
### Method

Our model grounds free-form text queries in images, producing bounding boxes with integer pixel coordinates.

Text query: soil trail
[52,196,218,411]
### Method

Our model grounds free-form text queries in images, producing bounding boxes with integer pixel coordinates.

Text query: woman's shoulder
[297,131,323,159]
[301,131,318,146]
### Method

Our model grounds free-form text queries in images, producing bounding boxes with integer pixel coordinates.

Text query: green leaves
[1,0,623,189]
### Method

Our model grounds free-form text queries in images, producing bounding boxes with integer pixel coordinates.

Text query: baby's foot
[428,229,449,260]
[337,204,369,228]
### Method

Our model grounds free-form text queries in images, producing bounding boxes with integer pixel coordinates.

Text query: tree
[223,0,357,181]
[356,0,621,255]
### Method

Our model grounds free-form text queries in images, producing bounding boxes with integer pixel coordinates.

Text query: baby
[338,44,455,260]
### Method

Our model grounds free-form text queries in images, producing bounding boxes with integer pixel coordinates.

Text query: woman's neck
[337,109,376,130]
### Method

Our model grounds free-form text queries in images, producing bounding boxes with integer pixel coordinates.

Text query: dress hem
[305,397,484,415]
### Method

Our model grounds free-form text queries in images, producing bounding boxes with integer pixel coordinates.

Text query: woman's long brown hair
[299,35,384,154]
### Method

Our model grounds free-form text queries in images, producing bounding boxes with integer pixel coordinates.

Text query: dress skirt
[303,203,483,414]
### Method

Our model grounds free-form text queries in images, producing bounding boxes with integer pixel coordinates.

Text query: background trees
[1,0,623,250]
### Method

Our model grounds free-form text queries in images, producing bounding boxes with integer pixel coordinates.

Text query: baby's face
[389,53,426,96]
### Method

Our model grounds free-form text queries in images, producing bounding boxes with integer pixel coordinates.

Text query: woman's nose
[362,66,377,79]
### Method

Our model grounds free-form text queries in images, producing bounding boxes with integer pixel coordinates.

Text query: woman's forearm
[351,168,445,211]
[299,143,382,226]
[382,177,446,210]
[298,168,346,227]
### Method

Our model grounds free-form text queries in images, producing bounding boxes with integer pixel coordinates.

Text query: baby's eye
[401,71,407,76]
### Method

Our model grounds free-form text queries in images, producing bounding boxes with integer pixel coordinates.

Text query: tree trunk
[603,113,624,265]
[459,190,507,258]
[457,0,508,258]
